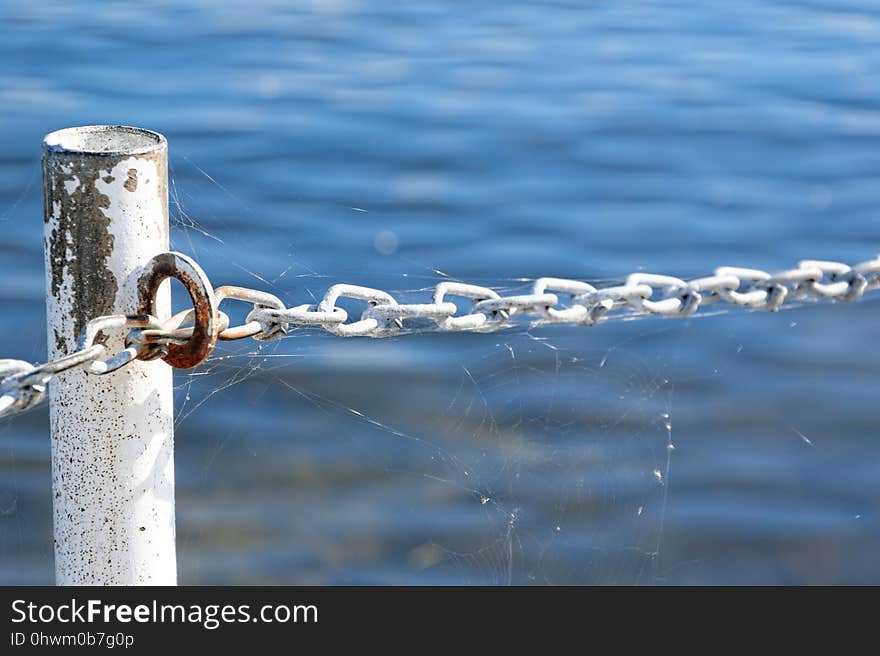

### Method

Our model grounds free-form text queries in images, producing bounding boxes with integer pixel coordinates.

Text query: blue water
[1,0,879,584]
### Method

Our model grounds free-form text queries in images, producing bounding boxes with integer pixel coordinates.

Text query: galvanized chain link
[0,314,168,417]
[1,255,878,418]
[235,255,880,338]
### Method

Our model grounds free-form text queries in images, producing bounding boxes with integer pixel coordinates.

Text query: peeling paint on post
[42,126,176,585]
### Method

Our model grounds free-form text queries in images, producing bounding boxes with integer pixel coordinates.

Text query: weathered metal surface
[212,285,286,341]
[42,125,176,585]
[137,251,218,369]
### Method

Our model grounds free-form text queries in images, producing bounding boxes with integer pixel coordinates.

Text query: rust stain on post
[123,168,138,192]
[43,136,168,344]
[43,157,118,345]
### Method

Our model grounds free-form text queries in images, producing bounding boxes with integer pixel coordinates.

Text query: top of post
[43,125,166,157]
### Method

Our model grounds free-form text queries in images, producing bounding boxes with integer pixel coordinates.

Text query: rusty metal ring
[137,252,218,369]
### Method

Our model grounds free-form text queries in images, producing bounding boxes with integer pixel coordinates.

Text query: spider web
[0,154,873,585]
[164,159,691,585]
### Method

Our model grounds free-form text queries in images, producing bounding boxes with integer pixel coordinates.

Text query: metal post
[42,125,176,585]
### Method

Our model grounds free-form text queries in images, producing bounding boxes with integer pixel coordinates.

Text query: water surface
[0,0,879,584]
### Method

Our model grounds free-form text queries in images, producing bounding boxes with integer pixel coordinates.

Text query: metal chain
[0,314,167,417]
[1,255,878,418]
[232,256,880,338]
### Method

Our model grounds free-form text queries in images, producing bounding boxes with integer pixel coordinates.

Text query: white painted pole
[42,125,176,585]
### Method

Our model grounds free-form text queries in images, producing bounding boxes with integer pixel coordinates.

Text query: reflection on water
[1,0,879,584]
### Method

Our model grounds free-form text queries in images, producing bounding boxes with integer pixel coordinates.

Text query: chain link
[0,314,167,417]
[244,256,879,340]
[1,254,877,418]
